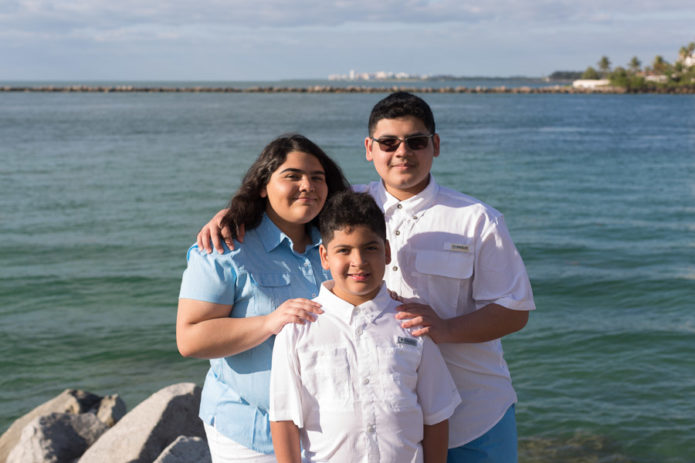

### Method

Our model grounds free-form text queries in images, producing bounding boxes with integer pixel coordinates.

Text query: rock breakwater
[0,383,209,463]
[1,84,693,94]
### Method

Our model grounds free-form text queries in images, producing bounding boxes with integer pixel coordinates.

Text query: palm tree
[581,66,600,79]
[652,55,668,74]
[598,56,612,76]
[679,46,689,60]
[628,56,641,73]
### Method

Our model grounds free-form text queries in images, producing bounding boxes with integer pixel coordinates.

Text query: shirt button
[368,425,376,433]
[392,265,398,271]
[312,293,317,297]
[413,215,418,220]
[397,204,402,209]
[362,378,370,385]
[394,230,400,236]
[356,327,363,335]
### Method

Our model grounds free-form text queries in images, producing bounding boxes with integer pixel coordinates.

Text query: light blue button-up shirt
[179,213,330,454]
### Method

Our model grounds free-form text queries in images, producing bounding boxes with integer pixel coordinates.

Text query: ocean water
[1,83,694,462]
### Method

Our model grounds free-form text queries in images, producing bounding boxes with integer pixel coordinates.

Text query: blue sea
[1,81,694,462]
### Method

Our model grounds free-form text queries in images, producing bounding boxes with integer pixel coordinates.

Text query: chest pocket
[413,250,473,318]
[378,345,421,409]
[252,272,291,316]
[297,347,351,407]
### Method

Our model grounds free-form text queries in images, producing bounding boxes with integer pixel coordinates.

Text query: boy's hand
[395,303,449,343]
[196,208,242,253]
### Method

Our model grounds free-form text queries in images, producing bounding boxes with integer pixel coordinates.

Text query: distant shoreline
[2,85,694,94]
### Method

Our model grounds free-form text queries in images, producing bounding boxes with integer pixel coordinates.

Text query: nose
[350,250,365,266]
[299,175,314,191]
[394,139,410,156]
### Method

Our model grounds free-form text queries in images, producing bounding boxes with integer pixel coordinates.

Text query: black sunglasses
[371,134,433,152]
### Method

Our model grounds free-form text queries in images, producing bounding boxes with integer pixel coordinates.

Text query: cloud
[3,0,695,40]
[1,0,693,79]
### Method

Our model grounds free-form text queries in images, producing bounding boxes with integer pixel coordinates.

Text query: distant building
[327,70,427,81]
[645,75,668,83]
[572,79,611,89]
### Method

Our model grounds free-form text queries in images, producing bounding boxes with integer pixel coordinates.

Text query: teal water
[1,86,694,462]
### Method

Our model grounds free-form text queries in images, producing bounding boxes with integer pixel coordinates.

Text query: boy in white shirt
[269,191,461,463]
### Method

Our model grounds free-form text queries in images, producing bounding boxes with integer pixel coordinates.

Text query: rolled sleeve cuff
[493,296,536,311]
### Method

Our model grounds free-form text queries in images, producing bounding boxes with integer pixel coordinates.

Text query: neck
[286,227,311,253]
[267,215,310,252]
[383,175,430,201]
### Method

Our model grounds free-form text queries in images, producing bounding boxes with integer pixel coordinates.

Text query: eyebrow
[374,132,428,138]
[279,168,325,175]
[332,240,380,248]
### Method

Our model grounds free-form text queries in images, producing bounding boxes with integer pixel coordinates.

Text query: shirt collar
[317,281,393,325]
[378,174,439,217]
[257,213,322,253]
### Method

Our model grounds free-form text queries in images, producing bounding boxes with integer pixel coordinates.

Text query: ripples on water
[1,88,694,462]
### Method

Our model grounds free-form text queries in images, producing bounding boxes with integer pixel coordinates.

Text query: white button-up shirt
[269,282,460,463]
[354,177,536,447]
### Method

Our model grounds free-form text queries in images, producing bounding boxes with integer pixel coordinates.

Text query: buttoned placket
[290,242,321,298]
[385,202,422,295]
[352,306,380,462]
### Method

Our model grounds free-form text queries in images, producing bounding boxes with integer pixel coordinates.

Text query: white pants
[204,423,277,463]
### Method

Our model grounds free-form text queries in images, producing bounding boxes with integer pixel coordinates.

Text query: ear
[365,137,374,162]
[432,133,441,158]
[319,244,330,270]
[260,186,267,198]
[384,240,391,265]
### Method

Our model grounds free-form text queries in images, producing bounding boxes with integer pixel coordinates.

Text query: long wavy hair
[221,134,350,239]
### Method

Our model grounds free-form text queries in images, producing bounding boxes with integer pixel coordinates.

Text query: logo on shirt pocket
[397,336,418,347]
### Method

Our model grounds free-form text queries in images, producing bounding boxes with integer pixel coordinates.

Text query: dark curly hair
[221,134,350,238]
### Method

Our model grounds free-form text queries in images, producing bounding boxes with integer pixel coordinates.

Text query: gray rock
[0,389,102,463]
[93,394,126,427]
[78,383,204,463]
[7,412,108,463]
[153,436,210,463]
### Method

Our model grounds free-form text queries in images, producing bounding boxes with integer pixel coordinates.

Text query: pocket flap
[255,273,291,287]
[414,250,473,279]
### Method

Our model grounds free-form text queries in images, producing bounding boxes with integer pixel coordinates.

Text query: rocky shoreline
[0,384,636,462]
[2,85,695,94]
[0,383,209,463]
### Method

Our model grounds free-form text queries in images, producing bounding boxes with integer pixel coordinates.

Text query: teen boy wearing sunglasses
[359,92,534,463]
[198,92,535,463]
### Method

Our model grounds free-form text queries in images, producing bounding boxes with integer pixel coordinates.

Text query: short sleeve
[178,244,237,304]
[474,215,535,311]
[269,325,305,428]
[417,336,461,425]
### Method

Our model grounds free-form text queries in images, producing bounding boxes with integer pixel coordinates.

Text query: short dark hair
[319,191,386,244]
[368,91,436,136]
[221,134,350,238]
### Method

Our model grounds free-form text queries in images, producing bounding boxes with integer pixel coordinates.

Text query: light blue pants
[447,405,518,463]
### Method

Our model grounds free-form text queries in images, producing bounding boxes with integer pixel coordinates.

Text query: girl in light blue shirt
[177,134,350,462]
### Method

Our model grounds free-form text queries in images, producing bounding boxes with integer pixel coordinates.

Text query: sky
[1,0,694,81]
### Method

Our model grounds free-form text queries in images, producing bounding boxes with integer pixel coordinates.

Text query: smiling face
[365,115,440,201]
[262,151,328,234]
[319,225,390,306]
